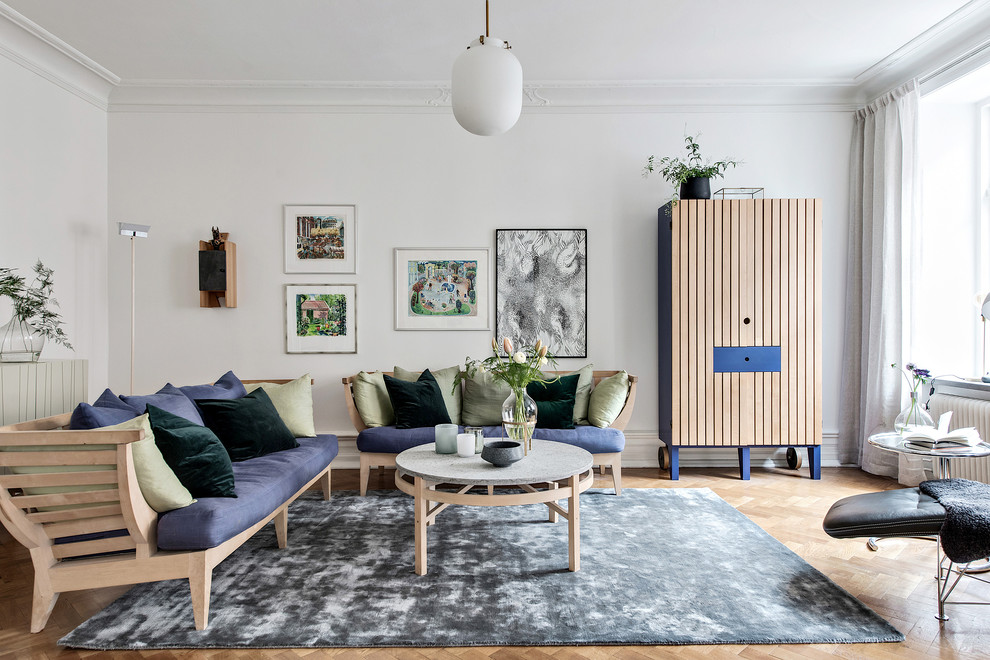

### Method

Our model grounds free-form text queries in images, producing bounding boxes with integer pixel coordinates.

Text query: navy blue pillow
[122,383,205,425]
[68,387,140,429]
[177,370,247,404]
[93,388,138,412]
[68,403,138,430]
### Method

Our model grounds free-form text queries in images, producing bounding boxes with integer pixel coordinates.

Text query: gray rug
[60,488,903,649]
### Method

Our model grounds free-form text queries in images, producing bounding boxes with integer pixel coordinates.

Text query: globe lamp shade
[452,37,522,136]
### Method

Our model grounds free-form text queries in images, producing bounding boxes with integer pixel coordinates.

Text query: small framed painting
[285,284,357,353]
[394,248,491,331]
[283,205,356,273]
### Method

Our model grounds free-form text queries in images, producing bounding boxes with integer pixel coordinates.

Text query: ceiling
[1,0,982,89]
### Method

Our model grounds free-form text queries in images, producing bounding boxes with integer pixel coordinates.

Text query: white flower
[478,365,486,373]
[512,351,526,364]
[539,357,548,367]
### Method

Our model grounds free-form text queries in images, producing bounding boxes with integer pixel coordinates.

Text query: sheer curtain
[839,80,925,482]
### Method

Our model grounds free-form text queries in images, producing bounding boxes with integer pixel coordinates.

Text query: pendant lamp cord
[486,0,490,37]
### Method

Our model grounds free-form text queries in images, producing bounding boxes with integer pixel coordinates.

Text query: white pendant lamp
[451,0,522,136]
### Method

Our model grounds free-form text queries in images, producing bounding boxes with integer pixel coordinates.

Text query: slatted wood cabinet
[658,199,822,479]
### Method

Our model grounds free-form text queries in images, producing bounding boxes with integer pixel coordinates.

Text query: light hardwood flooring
[1,466,988,659]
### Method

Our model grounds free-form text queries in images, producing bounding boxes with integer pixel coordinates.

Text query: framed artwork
[496,229,587,358]
[283,205,356,273]
[285,284,357,353]
[394,248,491,331]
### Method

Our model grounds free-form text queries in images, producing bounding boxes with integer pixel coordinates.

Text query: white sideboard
[0,359,88,426]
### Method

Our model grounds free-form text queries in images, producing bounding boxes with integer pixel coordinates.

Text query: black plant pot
[679,177,712,200]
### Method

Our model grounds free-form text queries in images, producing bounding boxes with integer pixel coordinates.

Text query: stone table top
[395,439,593,486]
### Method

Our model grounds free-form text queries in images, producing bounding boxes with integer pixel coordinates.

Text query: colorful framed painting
[496,229,587,358]
[283,205,356,273]
[285,284,357,353]
[394,248,491,331]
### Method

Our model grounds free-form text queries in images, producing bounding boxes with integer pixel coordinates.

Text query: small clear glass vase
[894,391,935,433]
[502,387,537,454]
[0,317,45,362]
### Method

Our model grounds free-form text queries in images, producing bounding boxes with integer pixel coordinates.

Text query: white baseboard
[326,430,844,470]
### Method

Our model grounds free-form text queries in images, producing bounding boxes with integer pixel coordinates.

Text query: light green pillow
[244,374,316,437]
[588,371,629,428]
[543,364,594,425]
[393,365,462,425]
[350,371,394,427]
[114,414,195,513]
[461,370,512,426]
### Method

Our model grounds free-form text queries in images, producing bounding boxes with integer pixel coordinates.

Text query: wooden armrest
[609,374,638,431]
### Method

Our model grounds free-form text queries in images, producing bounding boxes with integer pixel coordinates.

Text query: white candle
[456,433,475,457]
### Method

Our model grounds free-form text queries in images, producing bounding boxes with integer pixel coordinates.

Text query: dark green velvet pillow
[527,374,580,429]
[147,404,236,498]
[383,369,451,429]
[194,388,300,462]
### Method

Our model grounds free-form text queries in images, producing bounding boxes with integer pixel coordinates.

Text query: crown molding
[855,0,990,102]
[0,2,117,109]
[107,78,859,113]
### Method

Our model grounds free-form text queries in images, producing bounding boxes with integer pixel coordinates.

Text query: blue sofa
[343,370,637,496]
[157,434,338,550]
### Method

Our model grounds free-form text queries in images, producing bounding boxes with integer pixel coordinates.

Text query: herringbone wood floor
[2,466,988,659]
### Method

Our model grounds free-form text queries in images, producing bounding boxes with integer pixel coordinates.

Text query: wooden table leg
[414,476,428,575]
[548,481,559,523]
[568,473,580,571]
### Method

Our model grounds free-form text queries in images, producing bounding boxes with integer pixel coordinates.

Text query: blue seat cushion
[156,434,338,551]
[357,425,624,455]
[356,426,437,453]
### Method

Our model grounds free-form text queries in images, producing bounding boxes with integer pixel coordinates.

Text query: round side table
[868,431,990,480]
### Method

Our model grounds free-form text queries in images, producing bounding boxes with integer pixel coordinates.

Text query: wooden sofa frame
[0,380,331,634]
[342,370,638,496]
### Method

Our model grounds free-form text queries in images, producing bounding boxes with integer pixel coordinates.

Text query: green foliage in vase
[643,133,740,201]
[0,260,73,349]
[454,337,559,393]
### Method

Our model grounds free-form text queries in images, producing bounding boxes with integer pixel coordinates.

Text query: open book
[902,411,983,451]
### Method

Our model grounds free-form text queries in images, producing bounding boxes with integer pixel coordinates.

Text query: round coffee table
[394,439,594,575]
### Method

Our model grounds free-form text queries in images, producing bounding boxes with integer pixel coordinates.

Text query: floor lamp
[118,223,150,394]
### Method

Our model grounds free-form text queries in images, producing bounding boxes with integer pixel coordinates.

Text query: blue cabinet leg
[670,447,680,480]
[738,447,750,480]
[808,445,821,480]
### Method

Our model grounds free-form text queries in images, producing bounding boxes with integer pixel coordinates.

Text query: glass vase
[502,387,537,454]
[894,391,935,433]
[0,317,45,362]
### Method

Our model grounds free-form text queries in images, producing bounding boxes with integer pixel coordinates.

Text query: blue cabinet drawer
[713,346,781,373]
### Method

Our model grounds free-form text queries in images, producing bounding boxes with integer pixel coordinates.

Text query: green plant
[0,261,73,348]
[643,134,740,200]
[454,337,558,393]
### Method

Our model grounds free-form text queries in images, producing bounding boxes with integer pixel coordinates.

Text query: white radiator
[928,388,990,483]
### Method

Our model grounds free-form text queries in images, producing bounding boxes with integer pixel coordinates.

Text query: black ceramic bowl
[481,440,524,467]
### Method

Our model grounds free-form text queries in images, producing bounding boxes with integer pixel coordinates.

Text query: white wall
[0,53,108,395]
[108,108,853,458]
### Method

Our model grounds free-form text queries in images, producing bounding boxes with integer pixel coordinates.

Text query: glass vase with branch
[456,337,558,453]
